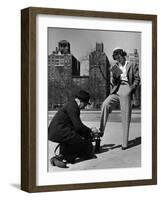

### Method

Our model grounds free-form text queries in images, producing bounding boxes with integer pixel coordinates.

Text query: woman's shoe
[121,146,128,150]
[98,128,104,137]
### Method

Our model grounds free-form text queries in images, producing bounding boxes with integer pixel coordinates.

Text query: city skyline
[48,27,141,64]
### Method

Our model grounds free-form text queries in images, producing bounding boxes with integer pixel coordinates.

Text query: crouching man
[48,90,99,168]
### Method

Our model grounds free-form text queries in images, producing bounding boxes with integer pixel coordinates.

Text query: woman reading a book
[99,48,140,150]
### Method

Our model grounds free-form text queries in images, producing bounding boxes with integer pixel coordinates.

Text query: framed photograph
[21,7,157,192]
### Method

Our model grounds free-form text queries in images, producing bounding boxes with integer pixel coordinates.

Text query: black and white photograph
[47,27,141,172]
[20,7,157,192]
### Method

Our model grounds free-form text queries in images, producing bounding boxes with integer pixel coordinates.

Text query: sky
[48,27,141,64]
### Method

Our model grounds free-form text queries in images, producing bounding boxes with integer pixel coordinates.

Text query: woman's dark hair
[112,49,127,60]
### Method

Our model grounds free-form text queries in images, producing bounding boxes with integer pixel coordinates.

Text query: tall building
[48,41,111,110]
[58,40,71,54]
[127,49,139,65]
[80,59,89,76]
[72,76,89,94]
[48,40,80,109]
[89,43,111,108]
[127,49,141,108]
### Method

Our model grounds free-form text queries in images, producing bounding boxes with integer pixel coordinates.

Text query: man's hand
[91,127,99,138]
[91,127,99,133]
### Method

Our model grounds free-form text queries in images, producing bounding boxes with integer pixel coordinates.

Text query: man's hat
[75,90,91,105]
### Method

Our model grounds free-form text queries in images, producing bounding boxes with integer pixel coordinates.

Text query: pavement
[48,110,141,172]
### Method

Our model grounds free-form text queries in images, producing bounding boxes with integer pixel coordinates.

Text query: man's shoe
[65,156,76,164]
[50,156,67,168]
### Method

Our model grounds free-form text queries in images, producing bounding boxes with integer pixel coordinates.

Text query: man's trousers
[59,133,93,163]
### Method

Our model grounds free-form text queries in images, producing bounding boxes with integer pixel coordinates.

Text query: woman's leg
[99,94,120,135]
[118,84,132,148]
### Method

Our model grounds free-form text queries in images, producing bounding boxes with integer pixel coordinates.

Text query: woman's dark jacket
[48,100,92,143]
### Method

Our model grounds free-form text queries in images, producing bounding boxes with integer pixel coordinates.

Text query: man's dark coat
[48,100,92,143]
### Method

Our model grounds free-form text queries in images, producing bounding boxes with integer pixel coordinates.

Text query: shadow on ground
[99,137,141,152]
[65,137,141,164]
[72,154,98,164]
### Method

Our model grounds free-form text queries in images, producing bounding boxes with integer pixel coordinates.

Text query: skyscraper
[89,43,111,108]
[48,40,80,109]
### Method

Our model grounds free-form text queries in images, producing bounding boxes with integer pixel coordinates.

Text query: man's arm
[66,102,92,138]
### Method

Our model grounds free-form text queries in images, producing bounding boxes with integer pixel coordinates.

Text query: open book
[111,65,123,78]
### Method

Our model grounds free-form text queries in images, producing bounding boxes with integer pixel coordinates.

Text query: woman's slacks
[100,82,132,147]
